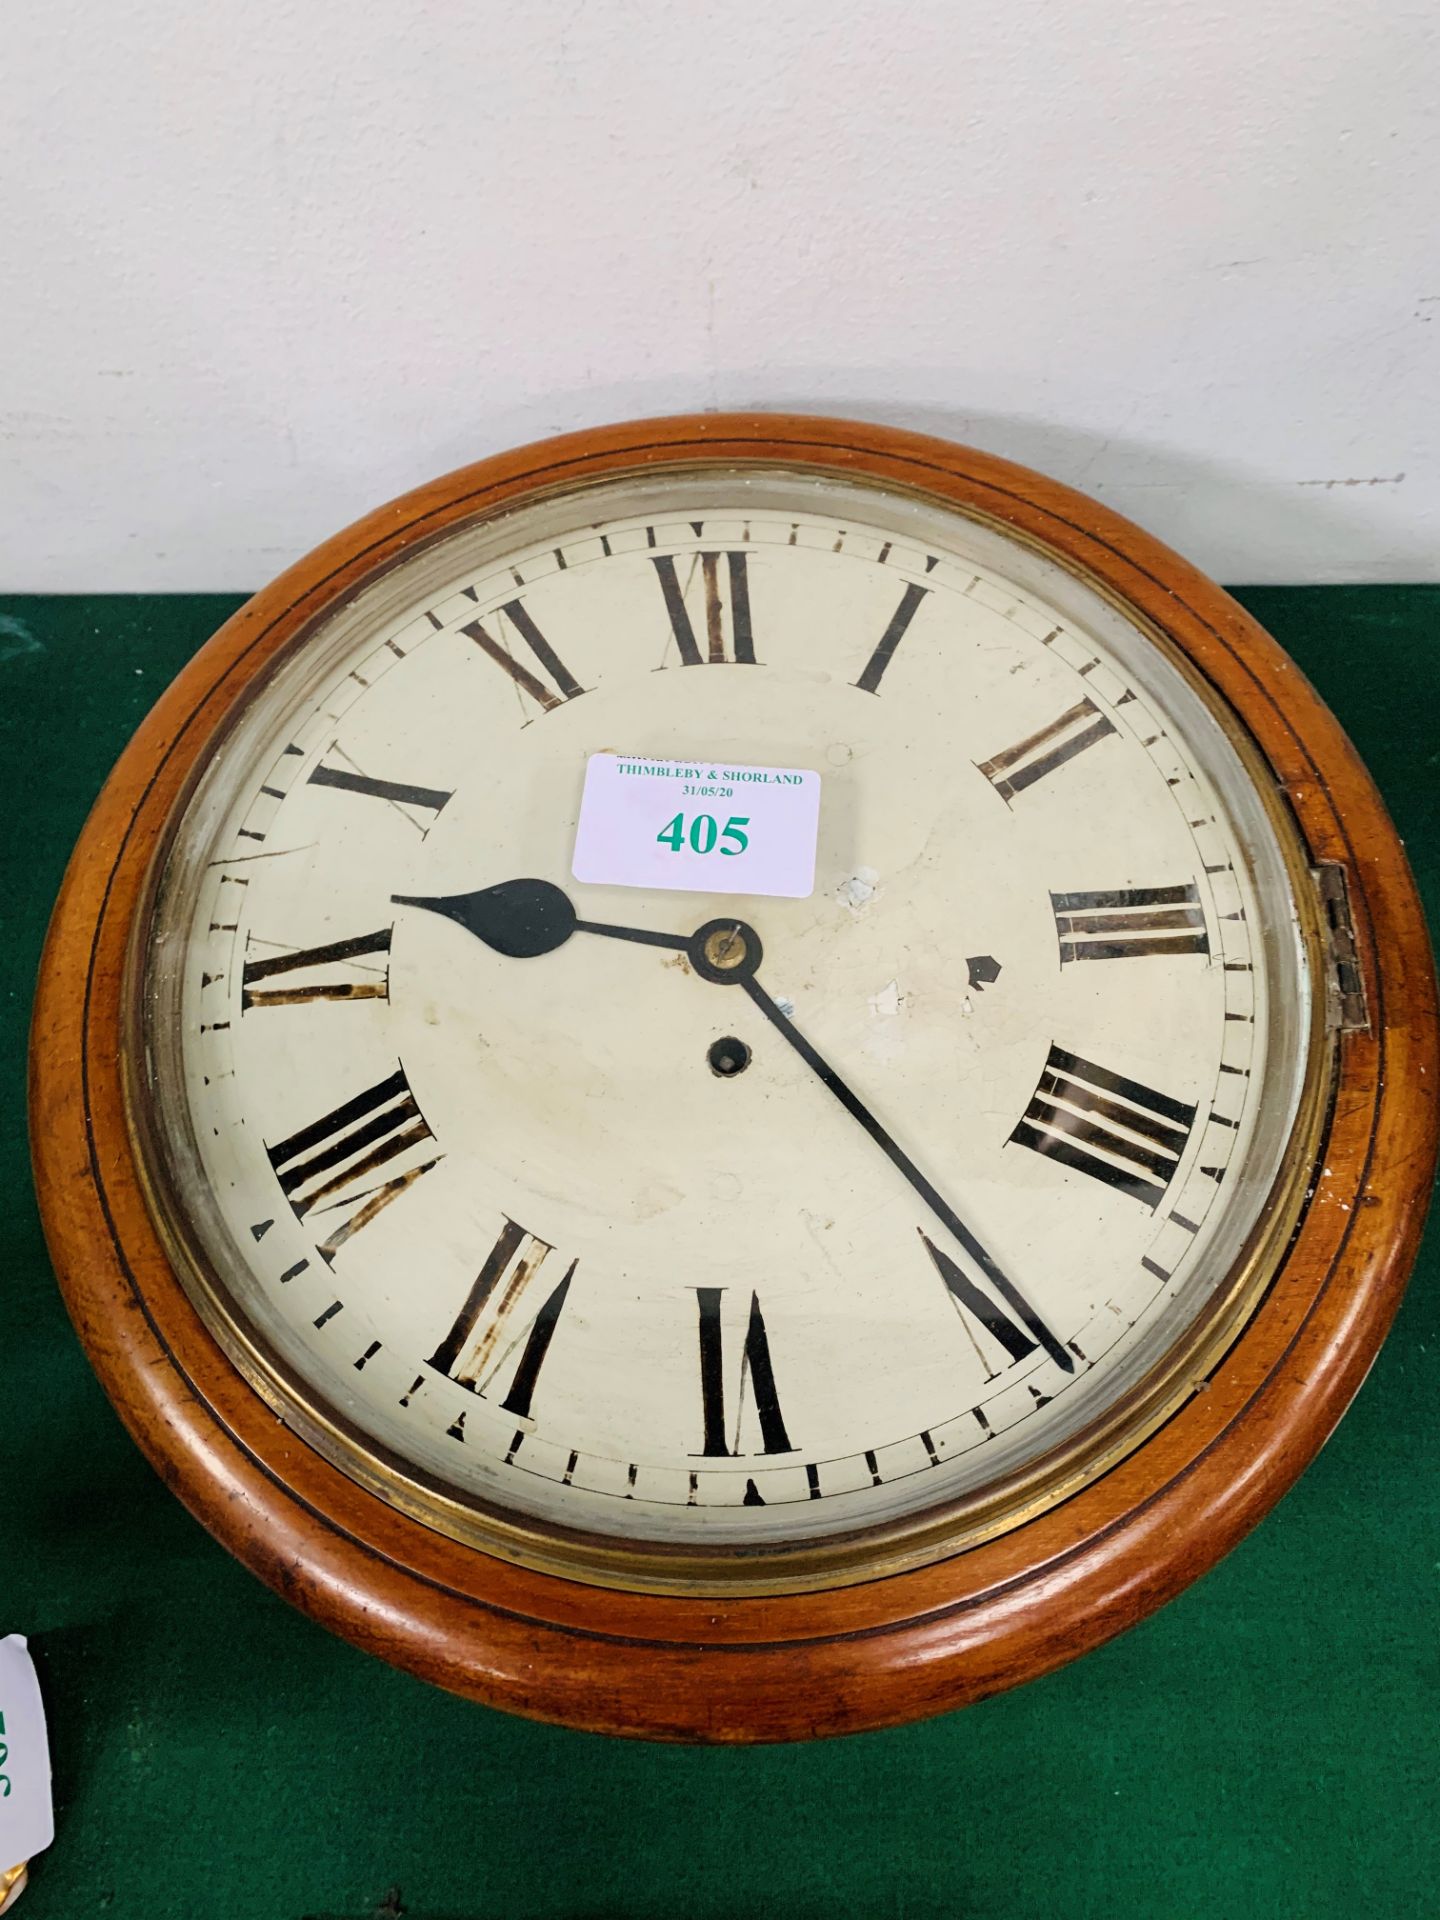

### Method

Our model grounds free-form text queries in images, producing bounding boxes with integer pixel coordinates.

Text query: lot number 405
[657,813,750,856]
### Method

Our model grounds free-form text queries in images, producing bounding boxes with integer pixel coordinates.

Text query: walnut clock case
[31,415,1438,1742]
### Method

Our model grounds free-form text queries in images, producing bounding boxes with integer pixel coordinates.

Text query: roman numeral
[265,1066,438,1261]
[241,928,392,1010]
[918,1231,1038,1376]
[460,601,586,715]
[652,552,756,665]
[1010,1044,1196,1208]
[853,581,930,694]
[307,761,453,818]
[694,1287,793,1456]
[427,1218,574,1419]
[1050,884,1209,963]
[977,697,1116,800]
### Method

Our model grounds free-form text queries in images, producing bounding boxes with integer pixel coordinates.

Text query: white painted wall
[3,0,1436,590]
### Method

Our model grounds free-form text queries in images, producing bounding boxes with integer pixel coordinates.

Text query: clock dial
[142,469,1313,1574]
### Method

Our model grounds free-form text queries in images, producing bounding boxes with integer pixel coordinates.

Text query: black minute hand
[739,976,1075,1376]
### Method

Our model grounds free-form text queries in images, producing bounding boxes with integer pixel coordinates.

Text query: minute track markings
[494,1416,1009,1510]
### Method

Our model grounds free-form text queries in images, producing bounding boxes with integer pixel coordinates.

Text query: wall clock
[31,414,1437,1742]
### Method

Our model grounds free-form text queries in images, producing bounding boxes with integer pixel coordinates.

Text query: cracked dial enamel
[142,467,1313,1573]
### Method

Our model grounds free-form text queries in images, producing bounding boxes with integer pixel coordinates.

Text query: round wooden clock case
[30,415,1438,1742]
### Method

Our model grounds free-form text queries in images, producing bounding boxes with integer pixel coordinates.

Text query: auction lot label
[572,754,821,898]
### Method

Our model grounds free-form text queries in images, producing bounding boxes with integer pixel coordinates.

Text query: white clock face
[143,467,1313,1572]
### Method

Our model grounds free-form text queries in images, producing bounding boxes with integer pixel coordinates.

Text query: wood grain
[29,415,1439,1740]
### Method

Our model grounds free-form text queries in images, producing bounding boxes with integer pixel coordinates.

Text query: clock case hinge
[1313,861,1370,1034]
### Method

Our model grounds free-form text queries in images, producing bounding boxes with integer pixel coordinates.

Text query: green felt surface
[1,588,1437,1920]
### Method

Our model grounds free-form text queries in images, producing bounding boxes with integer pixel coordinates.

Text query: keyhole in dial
[707,1035,752,1078]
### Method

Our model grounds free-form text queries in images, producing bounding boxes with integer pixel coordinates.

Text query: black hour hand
[393,877,691,959]
[391,878,577,957]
